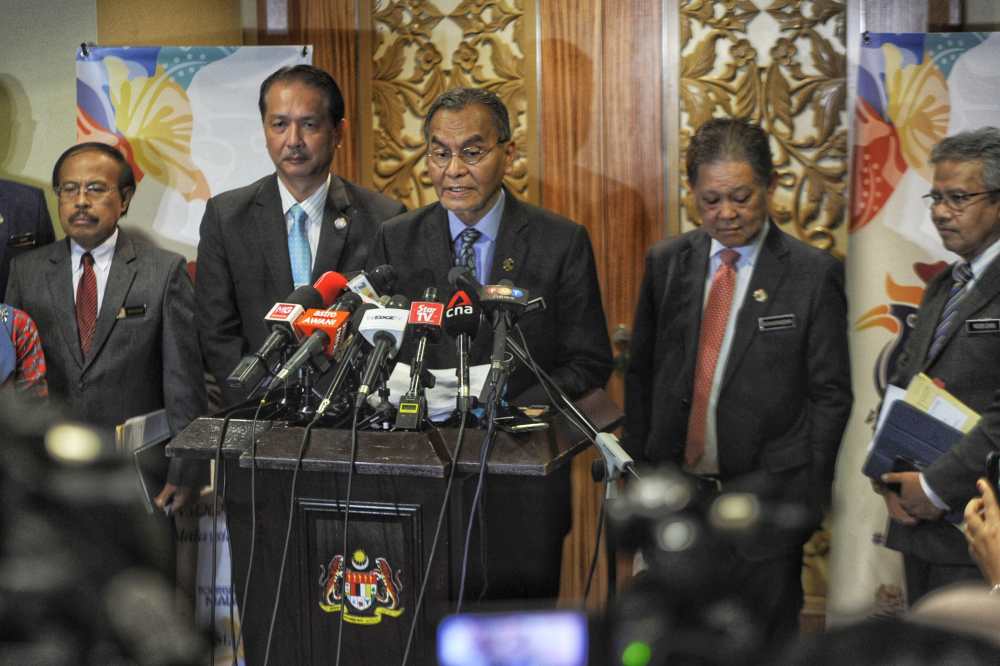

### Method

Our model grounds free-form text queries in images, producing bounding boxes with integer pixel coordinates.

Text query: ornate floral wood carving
[678,0,847,256]
[359,0,537,210]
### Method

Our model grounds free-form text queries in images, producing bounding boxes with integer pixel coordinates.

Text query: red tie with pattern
[685,248,740,467]
[76,252,97,356]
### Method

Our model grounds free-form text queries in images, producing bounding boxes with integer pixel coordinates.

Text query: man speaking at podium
[369,87,613,600]
[195,65,404,406]
[624,118,852,642]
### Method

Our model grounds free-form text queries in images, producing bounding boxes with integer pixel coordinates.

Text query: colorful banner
[829,31,1000,623]
[76,45,310,253]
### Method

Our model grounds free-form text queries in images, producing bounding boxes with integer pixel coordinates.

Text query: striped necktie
[288,203,312,287]
[685,248,740,467]
[927,261,973,360]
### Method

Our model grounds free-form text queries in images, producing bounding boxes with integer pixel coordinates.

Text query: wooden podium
[169,390,621,665]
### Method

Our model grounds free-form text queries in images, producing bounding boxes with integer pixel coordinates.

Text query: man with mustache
[877,127,1000,604]
[624,118,851,644]
[195,65,405,406]
[6,142,206,511]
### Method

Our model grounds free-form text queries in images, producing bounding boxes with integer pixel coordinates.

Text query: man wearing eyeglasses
[877,127,1000,604]
[6,142,206,512]
[369,88,613,601]
[195,65,405,407]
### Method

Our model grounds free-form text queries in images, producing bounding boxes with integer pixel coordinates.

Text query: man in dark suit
[6,142,206,510]
[196,65,404,405]
[0,178,55,299]
[624,118,852,642]
[369,88,613,599]
[878,127,1000,604]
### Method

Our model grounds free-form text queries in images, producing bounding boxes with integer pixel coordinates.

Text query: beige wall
[0,0,98,226]
[96,0,242,45]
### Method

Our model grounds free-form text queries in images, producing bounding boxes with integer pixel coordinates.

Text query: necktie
[927,261,973,360]
[685,248,740,467]
[76,252,97,357]
[456,228,481,275]
[288,203,312,287]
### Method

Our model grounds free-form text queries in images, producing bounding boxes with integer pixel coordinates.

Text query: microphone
[447,265,483,296]
[346,264,397,304]
[225,272,348,390]
[273,293,361,383]
[442,289,481,414]
[355,295,410,408]
[315,302,380,414]
[396,288,444,430]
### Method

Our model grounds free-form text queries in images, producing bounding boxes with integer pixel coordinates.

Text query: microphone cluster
[225,263,540,428]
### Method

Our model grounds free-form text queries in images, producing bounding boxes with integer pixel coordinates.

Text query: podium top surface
[168,388,623,478]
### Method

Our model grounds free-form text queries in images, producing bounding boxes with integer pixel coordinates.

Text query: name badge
[966,318,1000,334]
[758,314,796,332]
[7,232,37,249]
[116,305,147,319]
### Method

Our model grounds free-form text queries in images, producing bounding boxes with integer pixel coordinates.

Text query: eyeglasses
[921,189,1000,211]
[426,142,505,168]
[55,182,117,201]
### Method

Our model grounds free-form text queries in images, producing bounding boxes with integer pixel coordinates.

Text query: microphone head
[331,291,363,313]
[293,309,352,356]
[407,301,444,328]
[313,271,349,306]
[387,294,410,310]
[368,264,398,295]
[358,305,409,349]
[443,289,481,339]
[286,285,325,309]
[447,266,482,294]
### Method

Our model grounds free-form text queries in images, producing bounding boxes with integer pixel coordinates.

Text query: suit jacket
[368,191,613,404]
[6,230,206,486]
[195,174,404,402]
[624,224,852,556]
[886,254,1000,564]
[0,179,55,300]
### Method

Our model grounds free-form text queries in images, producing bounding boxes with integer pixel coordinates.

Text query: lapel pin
[0,213,5,225]
[502,257,514,272]
[753,288,767,302]
[334,215,348,230]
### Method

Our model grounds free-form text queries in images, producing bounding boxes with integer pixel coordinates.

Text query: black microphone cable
[333,399,364,666]
[399,416,469,666]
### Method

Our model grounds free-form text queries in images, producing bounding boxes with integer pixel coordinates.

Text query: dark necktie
[685,248,740,467]
[927,261,973,360]
[456,228,481,276]
[76,252,97,356]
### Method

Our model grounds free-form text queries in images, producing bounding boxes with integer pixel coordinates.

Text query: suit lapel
[422,204,458,291]
[45,240,83,369]
[312,175,351,281]
[722,223,789,388]
[924,256,1000,367]
[488,191,529,284]
[680,232,711,388]
[254,175,294,295]
[85,231,137,371]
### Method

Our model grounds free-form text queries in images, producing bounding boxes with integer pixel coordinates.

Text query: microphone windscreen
[443,289,481,339]
[313,271,349,306]
[368,264,398,295]
[286,285,324,309]
[331,291,363,313]
[388,294,410,309]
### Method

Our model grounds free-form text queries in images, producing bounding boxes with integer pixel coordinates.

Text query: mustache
[70,212,98,223]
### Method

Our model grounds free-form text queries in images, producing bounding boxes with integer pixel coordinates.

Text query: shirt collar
[277,173,331,224]
[70,228,118,271]
[448,188,506,242]
[708,219,769,266]
[968,236,1000,280]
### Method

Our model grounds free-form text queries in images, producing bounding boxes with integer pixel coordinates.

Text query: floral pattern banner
[829,31,1000,623]
[76,46,310,251]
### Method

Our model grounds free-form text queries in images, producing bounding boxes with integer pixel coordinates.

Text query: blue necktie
[928,261,973,360]
[288,203,312,287]
[456,228,481,277]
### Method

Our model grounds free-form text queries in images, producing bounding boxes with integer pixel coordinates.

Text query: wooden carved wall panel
[357,0,538,209]
[678,0,848,257]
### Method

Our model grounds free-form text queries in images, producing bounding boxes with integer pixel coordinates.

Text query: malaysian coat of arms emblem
[319,548,404,625]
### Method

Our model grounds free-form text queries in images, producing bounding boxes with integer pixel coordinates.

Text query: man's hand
[154,483,195,515]
[965,479,1000,586]
[880,471,943,521]
[882,491,919,525]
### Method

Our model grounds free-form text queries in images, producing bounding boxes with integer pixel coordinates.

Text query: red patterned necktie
[76,252,97,356]
[685,248,740,467]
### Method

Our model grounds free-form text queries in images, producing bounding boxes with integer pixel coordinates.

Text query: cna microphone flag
[75,45,310,250]
[828,31,1000,623]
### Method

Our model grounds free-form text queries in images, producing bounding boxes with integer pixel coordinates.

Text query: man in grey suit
[196,64,404,406]
[624,118,852,642]
[0,178,55,299]
[878,127,1000,604]
[370,88,613,600]
[6,142,206,510]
